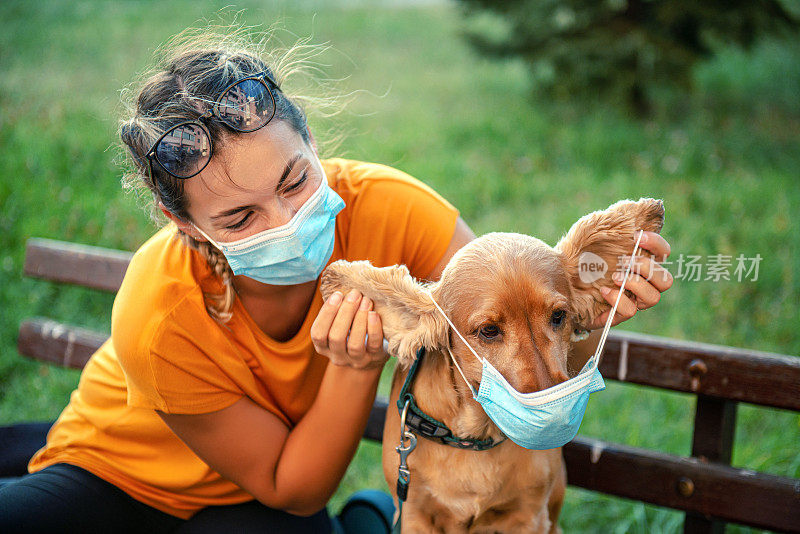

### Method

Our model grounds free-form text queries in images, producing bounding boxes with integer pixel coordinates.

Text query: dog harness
[397,346,506,451]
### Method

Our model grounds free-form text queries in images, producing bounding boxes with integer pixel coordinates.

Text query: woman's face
[181,119,323,243]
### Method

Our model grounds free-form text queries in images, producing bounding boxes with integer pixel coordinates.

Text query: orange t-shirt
[27,158,459,519]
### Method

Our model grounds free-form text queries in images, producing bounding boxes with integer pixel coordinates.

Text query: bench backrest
[19,238,800,533]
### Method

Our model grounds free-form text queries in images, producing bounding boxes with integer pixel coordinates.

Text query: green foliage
[1,1,798,531]
[456,0,800,114]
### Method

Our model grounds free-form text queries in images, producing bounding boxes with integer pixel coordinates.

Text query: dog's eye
[550,310,567,329]
[478,324,500,340]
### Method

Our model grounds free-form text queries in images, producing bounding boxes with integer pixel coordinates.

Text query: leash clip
[396,399,417,502]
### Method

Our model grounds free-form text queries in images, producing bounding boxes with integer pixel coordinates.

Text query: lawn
[1,1,798,532]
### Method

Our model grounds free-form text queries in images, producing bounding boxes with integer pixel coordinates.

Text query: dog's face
[320,197,664,393]
[433,233,579,392]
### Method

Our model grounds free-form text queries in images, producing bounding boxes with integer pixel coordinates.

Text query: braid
[178,231,235,323]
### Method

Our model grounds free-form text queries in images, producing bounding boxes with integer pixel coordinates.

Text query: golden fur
[320,198,665,533]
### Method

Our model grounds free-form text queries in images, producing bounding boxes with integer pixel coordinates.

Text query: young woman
[0,29,672,533]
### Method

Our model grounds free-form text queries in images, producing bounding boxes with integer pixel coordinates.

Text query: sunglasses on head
[145,71,279,179]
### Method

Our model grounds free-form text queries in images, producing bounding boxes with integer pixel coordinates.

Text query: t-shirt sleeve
[346,166,460,280]
[117,294,244,415]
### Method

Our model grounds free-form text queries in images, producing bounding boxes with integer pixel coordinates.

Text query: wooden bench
[8,237,800,533]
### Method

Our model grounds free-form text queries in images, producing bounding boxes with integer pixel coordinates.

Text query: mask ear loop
[427,292,481,396]
[445,346,477,396]
[192,223,224,252]
[591,229,644,368]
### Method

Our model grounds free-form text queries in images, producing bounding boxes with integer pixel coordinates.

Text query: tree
[456,0,800,115]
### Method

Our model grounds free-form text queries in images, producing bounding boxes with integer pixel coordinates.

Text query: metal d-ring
[399,398,411,444]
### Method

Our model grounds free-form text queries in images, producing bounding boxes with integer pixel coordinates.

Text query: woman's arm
[423,216,476,281]
[157,272,390,517]
[156,362,382,517]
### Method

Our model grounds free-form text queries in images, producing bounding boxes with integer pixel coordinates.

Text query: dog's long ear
[555,198,665,329]
[320,260,447,368]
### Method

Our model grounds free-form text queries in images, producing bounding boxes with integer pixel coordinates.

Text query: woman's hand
[311,289,388,370]
[586,230,674,329]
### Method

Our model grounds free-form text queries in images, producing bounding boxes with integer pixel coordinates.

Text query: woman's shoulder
[124,224,217,290]
[322,156,424,185]
[322,157,459,275]
[321,157,452,206]
[112,224,219,352]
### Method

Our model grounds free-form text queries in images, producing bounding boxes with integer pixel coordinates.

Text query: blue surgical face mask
[193,168,345,285]
[426,231,643,450]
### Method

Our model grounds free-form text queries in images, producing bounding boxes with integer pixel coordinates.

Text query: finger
[613,271,660,310]
[588,309,610,330]
[637,255,673,292]
[366,310,384,354]
[586,292,625,330]
[346,297,372,360]
[618,255,673,292]
[310,291,343,350]
[328,289,363,355]
[599,287,637,325]
[638,230,671,260]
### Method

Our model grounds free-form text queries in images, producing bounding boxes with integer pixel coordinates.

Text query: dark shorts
[0,463,332,533]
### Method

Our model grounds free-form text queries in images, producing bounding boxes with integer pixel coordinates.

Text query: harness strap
[397,346,505,451]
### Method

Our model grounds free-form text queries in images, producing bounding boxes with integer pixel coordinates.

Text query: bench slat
[24,238,132,293]
[18,319,107,369]
[563,436,800,533]
[365,397,388,442]
[601,330,800,411]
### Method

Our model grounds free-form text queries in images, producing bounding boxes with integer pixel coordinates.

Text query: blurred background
[1,1,798,532]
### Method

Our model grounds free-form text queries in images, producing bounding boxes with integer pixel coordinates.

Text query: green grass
[1,1,798,531]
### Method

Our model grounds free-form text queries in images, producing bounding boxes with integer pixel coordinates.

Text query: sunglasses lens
[154,123,210,178]
[217,78,276,132]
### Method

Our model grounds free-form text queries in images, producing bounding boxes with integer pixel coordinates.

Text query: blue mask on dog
[426,231,643,450]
